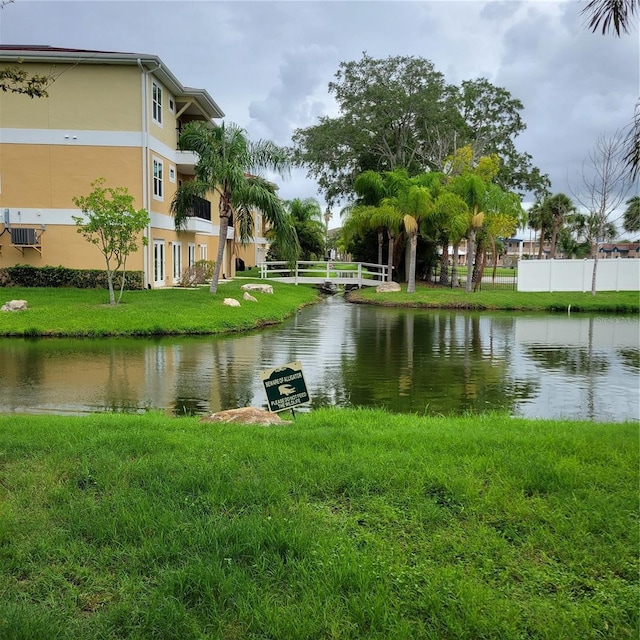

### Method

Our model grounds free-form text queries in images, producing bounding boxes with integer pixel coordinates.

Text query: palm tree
[527,200,553,259]
[582,0,638,35]
[545,193,576,259]
[392,173,442,293]
[268,198,325,261]
[171,121,298,293]
[449,173,487,292]
[622,195,640,235]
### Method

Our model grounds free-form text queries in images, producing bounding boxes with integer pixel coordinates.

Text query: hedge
[0,265,144,289]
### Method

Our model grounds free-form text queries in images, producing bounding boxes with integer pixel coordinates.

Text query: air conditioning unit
[10,228,38,245]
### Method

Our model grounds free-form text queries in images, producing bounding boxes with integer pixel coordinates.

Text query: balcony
[187,197,211,222]
[175,150,198,176]
[182,197,213,233]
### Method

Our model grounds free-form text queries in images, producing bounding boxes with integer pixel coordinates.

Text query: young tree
[573,131,631,295]
[72,178,150,305]
[171,121,299,294]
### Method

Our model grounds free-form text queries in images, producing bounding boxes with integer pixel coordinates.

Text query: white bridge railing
[258,261,389,287]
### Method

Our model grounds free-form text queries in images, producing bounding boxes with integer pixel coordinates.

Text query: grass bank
[348,283,640,313]
[0,283,319,337]
[0,409,637,640]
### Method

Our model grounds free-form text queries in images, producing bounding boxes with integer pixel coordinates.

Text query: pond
[1,296,638,421]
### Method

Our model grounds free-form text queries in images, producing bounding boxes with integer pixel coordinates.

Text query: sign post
[260,361,310,414]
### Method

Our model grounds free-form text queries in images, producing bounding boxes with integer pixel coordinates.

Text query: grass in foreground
[0,283,319,337]
[348,283,640,313]
[0,409,637,639]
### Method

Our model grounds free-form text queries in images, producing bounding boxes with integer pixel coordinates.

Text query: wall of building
[0,55,266,287]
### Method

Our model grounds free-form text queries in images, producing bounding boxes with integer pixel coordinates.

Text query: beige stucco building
[0,45,268,287]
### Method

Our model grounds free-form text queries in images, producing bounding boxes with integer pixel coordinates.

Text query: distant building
[0,45,268,286]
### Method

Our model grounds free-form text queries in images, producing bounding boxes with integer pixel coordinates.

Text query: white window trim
[172,241,182,284]
[168,97,175,113]
[152,81,163,127]
[152,156,164,201]
[153,239,166,287]
[169,165,176,183]
[199,244,207,261]
[188,243,196,268]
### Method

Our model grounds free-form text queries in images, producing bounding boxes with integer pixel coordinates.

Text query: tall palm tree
[392,173,442,293]
[268,198,325,261]
[622,195,640,235]
[171,121,298,293]
[544,193,576,259]
[449,173,487,292]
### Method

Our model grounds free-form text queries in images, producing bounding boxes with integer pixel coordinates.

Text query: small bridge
[258,261,390,287]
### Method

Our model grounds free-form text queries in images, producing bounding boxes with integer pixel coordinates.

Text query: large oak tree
[292,53,549,206]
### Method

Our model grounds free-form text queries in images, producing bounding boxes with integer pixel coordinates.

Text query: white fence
[258,261,389,287]
[518,259,640,292]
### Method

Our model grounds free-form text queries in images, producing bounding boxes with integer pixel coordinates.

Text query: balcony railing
[187,197,211,222]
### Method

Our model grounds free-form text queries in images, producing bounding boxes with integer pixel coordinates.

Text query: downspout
[137,59,162,288]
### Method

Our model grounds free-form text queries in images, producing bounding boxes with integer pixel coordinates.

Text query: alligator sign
[260,361,310,413]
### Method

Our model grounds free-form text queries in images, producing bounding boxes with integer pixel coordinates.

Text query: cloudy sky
[1,0,638,226]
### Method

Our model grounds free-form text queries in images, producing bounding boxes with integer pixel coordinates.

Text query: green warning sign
[260,361,310,412]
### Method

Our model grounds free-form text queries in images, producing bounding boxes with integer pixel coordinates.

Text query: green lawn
[0,410,637,639]
[349,283,640,313]
[0,283,320,337]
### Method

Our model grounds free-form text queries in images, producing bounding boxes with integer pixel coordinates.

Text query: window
[199,244,207,261]
[153,158,163,200]
[152,81,162,125]
[172,242,182,283]
[153,240,165,286]
[188,243,196,268]
[168,97,175,113]
[169,165,176,183]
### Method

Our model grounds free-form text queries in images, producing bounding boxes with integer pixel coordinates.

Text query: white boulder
[223,298,241,307]
[243,292,258,302]
[376,282,401,293]
[241,283,274,294]
[1,299,28,312]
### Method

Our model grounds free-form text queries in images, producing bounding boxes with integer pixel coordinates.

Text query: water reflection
[0,297,637,421]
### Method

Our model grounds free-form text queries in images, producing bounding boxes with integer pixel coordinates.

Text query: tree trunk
[474,246,487,292]
[491,236,498,283]
[407,231,418,294]
[386,230,395,281]
[465,229,476,293]
[549,220,559,259]
[211,206,232,294]
[377,229,384,266]
[439,240,449,285]
[451,242,460,287]
[591,241,599,296]
[106,270,116,305]
[537,226,545,259]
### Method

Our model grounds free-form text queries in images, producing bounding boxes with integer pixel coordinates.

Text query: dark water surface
[1,296,638,421]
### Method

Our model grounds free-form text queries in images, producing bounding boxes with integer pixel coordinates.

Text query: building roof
[0,45,225,120]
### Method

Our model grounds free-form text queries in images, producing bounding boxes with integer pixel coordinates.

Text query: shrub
[178,260,215,287]
[0,265,144,289]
